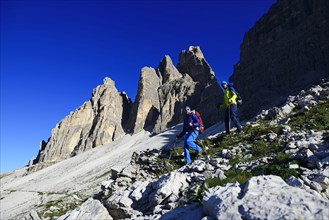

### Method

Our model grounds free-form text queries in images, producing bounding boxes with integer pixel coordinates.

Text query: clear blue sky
[0,0,276,173]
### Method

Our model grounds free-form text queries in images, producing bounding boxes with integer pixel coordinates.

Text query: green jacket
[222,89,237,108]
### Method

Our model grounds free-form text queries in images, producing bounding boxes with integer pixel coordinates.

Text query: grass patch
[251,163,299,179]
[250,140,268,157]
[289,100,329,131]
[36,194,87,220]
[199,133,248,158]
[250,126,280,139]
[249,140,281,158]
[154,158,183,177]
[38,200,82,220]
[251,151,300,179]
[206,168,253,188]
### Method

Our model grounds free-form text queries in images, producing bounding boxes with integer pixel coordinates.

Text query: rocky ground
[25,78,328,219]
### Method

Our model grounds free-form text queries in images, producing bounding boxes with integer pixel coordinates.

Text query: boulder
[58,198,113,220]
[149,171,189,207]
[203,175,329,219]
[21,210,41,220]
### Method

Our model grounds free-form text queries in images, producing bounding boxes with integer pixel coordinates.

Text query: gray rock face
[58,198,113,220]
[129,47,222,134]
[128,67,162,133]
[153,74,196,133]
[230,0,329,118]
[21,210,41,220]
[203,175,329,220]
[33,77,131,167]
[157,55,182,84]
[177,46,215,86]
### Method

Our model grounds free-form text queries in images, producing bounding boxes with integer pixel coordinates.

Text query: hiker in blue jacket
[176,106,202,164]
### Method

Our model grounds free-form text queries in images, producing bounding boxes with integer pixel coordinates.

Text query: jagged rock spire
[177,46,215,86]
[32,77,132,170]
[127,67,162,133]
[157,55,182,84]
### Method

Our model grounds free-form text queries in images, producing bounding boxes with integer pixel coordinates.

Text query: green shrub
[250,140,269,157]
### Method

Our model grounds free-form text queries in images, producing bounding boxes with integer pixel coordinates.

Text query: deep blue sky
[1,0,276,173]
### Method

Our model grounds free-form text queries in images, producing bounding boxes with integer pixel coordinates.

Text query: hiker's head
[185,106,191,114]
[221,81,228,89]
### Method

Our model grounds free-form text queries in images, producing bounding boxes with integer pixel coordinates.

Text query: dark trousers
[225,104,242,134]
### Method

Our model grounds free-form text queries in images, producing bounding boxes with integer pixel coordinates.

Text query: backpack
[194,111,205,133]
[235,91,243,107]
[228,83,243,107]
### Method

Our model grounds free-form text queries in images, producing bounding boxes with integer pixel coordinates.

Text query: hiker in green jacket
[220,81,242,135]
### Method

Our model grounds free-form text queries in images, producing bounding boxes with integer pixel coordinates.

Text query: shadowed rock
[230,0,329,118]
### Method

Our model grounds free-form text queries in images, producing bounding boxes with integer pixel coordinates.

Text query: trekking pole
[199,139,210,162]
[228,104,231,133]
[193,126,210,162]
[168,139,178,160]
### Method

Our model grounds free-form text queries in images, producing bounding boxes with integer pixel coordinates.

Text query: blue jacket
[177,113,200,138]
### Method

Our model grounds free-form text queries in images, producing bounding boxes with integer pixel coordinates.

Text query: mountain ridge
[30,46,222,172]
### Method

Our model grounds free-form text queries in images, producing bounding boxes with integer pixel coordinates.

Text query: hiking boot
[196,149,203,159]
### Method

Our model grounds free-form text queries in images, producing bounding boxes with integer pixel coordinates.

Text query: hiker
[220,81,242,135]
[176,106,202,164]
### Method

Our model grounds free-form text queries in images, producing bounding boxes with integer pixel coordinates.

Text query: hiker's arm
[177,127,186,139]
[192,114,200,128]
[229,91,237,103]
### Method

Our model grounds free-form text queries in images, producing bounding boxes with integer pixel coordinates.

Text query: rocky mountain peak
[30,77,131,172]
[157,55,182,84]
[91,77,120,104]
[127,67,161,133]
[188,45,204,59]
[103,76,115,86]
[128,46,221,135]
[177,46,215,86]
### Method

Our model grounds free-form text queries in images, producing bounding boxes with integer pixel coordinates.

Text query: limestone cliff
[230,0,329,118]
[130,46,222,134]
[127,67,162,133]
[33,77,132,168]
